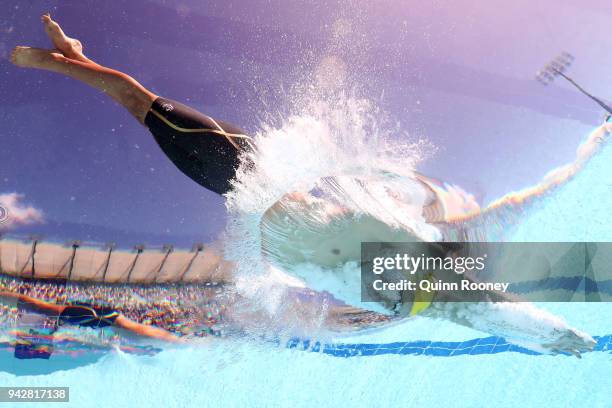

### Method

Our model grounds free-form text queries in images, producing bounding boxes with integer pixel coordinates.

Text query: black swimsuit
[145,97,254,195]
[59,304,119,328]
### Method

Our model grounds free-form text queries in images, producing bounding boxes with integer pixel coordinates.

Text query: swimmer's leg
[10,45,156,123]
[113,315,182,343]
[11,15,251,194]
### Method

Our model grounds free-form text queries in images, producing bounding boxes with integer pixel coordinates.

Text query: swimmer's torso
[261,192,423,268]
[259,173,480,269]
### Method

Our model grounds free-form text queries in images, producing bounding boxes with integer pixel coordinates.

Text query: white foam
[222,92,433,320]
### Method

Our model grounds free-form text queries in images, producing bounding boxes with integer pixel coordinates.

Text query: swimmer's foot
[10,46,60,69]
[41,14,87,62]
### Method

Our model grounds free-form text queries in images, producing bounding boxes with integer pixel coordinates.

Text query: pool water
[1,135,611,408]
[1,305,610,408]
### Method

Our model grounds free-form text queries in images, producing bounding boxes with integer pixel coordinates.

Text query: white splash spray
[222,89,434,321]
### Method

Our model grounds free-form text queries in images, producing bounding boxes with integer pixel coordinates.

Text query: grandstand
[0,235,233,284]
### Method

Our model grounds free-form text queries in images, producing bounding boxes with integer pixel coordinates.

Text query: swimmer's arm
[421,300,595,357]
[113,315,183,343]
[412,273,596,357]
[487,123,610,210]
[446,123,612,228]
[0,291,65,316]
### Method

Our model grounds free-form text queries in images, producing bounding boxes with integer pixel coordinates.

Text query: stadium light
[537,52,612,119]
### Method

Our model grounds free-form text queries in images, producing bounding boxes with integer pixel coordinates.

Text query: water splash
[222,91,435,324]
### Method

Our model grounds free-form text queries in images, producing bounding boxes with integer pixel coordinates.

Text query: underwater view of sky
[1,0,611,247]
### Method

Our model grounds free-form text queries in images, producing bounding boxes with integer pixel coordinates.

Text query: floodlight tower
[101,242,116,282]
[66,240,81,280]
[537,52,612,119]
[126,244,145,283]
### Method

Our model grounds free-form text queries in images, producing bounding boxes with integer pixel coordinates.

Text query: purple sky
[1,0,611,247]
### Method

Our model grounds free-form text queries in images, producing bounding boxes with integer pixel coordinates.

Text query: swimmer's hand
[541,328,596,359]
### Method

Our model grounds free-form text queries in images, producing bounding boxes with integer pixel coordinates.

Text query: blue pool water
[1,305,610,408]
[1,138,611,408]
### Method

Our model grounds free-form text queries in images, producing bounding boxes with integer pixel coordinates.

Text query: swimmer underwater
[11,15,609,356]
[0,290,181,343]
